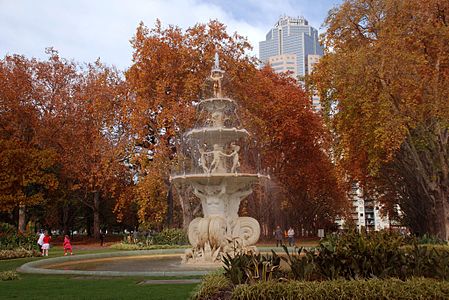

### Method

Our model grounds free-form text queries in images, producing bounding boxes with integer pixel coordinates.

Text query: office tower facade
[259,16,324,78]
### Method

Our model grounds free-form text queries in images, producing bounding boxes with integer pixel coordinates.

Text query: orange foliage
[125,20,347,231]
[313,0,449,237]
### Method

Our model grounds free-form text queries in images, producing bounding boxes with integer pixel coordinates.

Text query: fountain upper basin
[170,172,269,186]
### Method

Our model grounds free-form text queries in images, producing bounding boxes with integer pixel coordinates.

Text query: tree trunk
[175,184,193,231]
[386,124,449,239]
[165,184,174,227]
[93,191,101,240]
[441,198,449,241]
[18,205,26,233]
[62,203,69,235]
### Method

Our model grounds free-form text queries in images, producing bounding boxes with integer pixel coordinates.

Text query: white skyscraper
[259,16,324,110]
[259,16,323,78]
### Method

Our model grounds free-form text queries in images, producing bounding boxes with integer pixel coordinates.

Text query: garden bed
[192,231,449,299]
[192,274,449,300]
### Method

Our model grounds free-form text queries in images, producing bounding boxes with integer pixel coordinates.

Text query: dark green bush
[0,223,37,251]
[308,231,449,280]
[311,230,408,280]
[231,277,449,300]
[222,251,282,285]
[281,245,315,280]
[404,244,449,280]
[278,231,449,281]
[222,231,449,285]
[416,233,447,245]
[121,228,188,246]
[152,228,188,245]
[222,252,252,285]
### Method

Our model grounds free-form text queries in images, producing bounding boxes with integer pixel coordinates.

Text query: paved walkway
[138,279,202,285]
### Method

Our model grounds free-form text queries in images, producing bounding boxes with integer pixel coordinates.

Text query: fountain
[171,53,269,264]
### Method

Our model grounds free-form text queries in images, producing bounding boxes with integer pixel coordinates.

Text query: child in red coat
[63,235,73,255]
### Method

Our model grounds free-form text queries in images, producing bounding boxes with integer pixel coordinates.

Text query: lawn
[0,241,320,299]
[0,248,198,300]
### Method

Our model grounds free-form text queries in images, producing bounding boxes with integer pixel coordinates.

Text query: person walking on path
[274,226,283,247]
[63,235,73,255]
[41,231,51,257]
[100,231,105,246]
[287,227,295,246]
[37,230,45,255]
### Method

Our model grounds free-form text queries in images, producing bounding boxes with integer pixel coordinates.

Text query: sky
[0,0,342,70]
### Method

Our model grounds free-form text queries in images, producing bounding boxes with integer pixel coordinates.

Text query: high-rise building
[259,16,323,78]
[335,184,391,232]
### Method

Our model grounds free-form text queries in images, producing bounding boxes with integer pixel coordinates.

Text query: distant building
[307,54,321,75]
[259,16,323,78]
[267,54,297,75]
[259,16,324,110]
[335,184,391,232]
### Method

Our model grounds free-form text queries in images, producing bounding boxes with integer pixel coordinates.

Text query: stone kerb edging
[17,246,309,277]
[17,249,214,277]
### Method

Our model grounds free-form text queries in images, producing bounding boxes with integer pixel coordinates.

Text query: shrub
[0,248,40,260]
[416,233,447,245]
[281,246,315,280]
[0,223,37,250]
[190,273,232,300]
[0,271,20,281]
[231,277,449,300]
[222,252,251,285]
[121,228,188,246]
[222,251,282,285]
[311,230,408,280]
[403,244,449,280]
[152,228,188,245]
[279,231,449,281]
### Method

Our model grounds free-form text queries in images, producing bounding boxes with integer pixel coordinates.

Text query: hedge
[191,273,233,300]
[192,274,449,300]
[232,278,449,300]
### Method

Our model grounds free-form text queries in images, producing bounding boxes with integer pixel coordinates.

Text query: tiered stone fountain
[171,54,268,264]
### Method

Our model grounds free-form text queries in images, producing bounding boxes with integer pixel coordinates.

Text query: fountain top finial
[210,51,225,98]
[214,52,220,70]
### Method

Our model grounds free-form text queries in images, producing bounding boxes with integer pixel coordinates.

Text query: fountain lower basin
[17,250,219,277]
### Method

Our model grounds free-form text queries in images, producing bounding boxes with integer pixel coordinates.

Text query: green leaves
[281,245,315,281]
[222,251,282,285]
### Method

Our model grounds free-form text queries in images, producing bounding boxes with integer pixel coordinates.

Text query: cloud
[0,0,341,70]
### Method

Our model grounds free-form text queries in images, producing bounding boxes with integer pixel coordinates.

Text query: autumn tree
[314,0,449,238]
[122,20,256,229]
[0,54,59,231]
[57,59,131,239]
[0,51,132,236]
[123,20,347,234]
[228,67,348,235]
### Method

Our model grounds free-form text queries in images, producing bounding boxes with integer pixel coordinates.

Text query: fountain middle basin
[17,249,219,277]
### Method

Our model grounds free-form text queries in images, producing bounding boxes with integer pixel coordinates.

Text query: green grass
[0,274,197,299]
[0,248,198,300]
